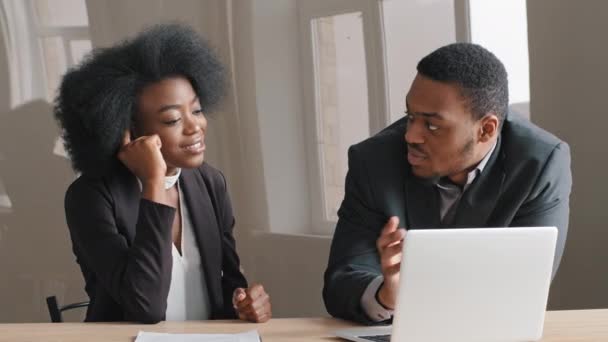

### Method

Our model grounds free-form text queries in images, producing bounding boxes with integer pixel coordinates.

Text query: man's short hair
[417,43,509,124]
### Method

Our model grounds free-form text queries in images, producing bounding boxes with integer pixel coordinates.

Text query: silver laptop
[335,227,557,342]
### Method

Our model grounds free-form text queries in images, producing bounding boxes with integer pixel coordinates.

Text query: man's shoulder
[351,117,407,158]
[501,112,568,163]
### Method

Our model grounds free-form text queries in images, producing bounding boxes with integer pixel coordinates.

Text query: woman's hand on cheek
[118,129,167,183]
[118,130,171,205]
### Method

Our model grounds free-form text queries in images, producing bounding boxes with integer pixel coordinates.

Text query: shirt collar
[136,168,182,190]
[475,140,497,174]
[164,168,182,189]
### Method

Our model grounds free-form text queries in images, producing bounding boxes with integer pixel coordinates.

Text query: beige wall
[527,0,608,309]
[0,2,84,321]
[239,232,331,317]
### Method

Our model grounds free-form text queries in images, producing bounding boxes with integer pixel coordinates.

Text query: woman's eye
[427,123,439,131]
[193,109,204,115]
[164,118,181,125]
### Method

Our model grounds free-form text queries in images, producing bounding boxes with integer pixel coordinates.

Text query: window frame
[297,0,389,234]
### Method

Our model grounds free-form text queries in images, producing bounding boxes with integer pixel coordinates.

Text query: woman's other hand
[232,284,272,323]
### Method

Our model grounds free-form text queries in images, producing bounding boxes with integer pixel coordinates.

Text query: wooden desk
[0,310,606,341]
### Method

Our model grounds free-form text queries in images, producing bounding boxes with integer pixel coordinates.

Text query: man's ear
[478,114,499,142]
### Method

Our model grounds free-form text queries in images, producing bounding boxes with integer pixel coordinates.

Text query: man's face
[405,73,485,182]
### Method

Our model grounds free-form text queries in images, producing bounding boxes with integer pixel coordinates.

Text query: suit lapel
[451,137,506,228]
[179,168,223,312]
[404,168,441,229]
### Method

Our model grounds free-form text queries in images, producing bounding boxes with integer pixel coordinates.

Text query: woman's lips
[182,141,205,153]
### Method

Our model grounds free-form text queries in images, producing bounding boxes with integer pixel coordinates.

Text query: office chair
[46,296,89,322]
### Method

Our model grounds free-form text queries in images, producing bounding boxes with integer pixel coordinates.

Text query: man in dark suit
[323,43,572,324]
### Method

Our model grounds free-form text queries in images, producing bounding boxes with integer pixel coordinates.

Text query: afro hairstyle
[54,23,226,177]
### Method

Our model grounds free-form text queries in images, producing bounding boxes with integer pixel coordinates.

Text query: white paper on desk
[135,329,260,342]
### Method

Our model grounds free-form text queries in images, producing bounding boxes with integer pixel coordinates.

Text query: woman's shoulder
[63,174,115,223]
[66,173,109,203]
[65,163,134,205]
[195,162,227,188]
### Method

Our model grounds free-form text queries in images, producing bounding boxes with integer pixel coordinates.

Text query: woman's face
[135,76,207,174]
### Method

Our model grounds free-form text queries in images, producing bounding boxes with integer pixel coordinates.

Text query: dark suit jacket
[323,112,572,324]
[65,162,247,323]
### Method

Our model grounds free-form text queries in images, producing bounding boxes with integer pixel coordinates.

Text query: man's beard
[410,136,476,186]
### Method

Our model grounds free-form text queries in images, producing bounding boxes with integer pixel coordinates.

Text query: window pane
[469,0,529,109]
[34,0,89,27]
[69,39,92,65]
[311,12,369,221]
[39,37,68,102]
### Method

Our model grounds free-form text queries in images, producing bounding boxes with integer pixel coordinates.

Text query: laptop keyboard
[359,334,391,342]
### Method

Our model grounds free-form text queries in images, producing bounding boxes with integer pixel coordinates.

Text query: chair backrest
[46,296,89,323]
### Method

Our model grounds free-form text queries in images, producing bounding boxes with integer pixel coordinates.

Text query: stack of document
[135,330,261,342]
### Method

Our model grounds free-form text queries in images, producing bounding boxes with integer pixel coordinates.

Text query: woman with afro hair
[54,23,271,323]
